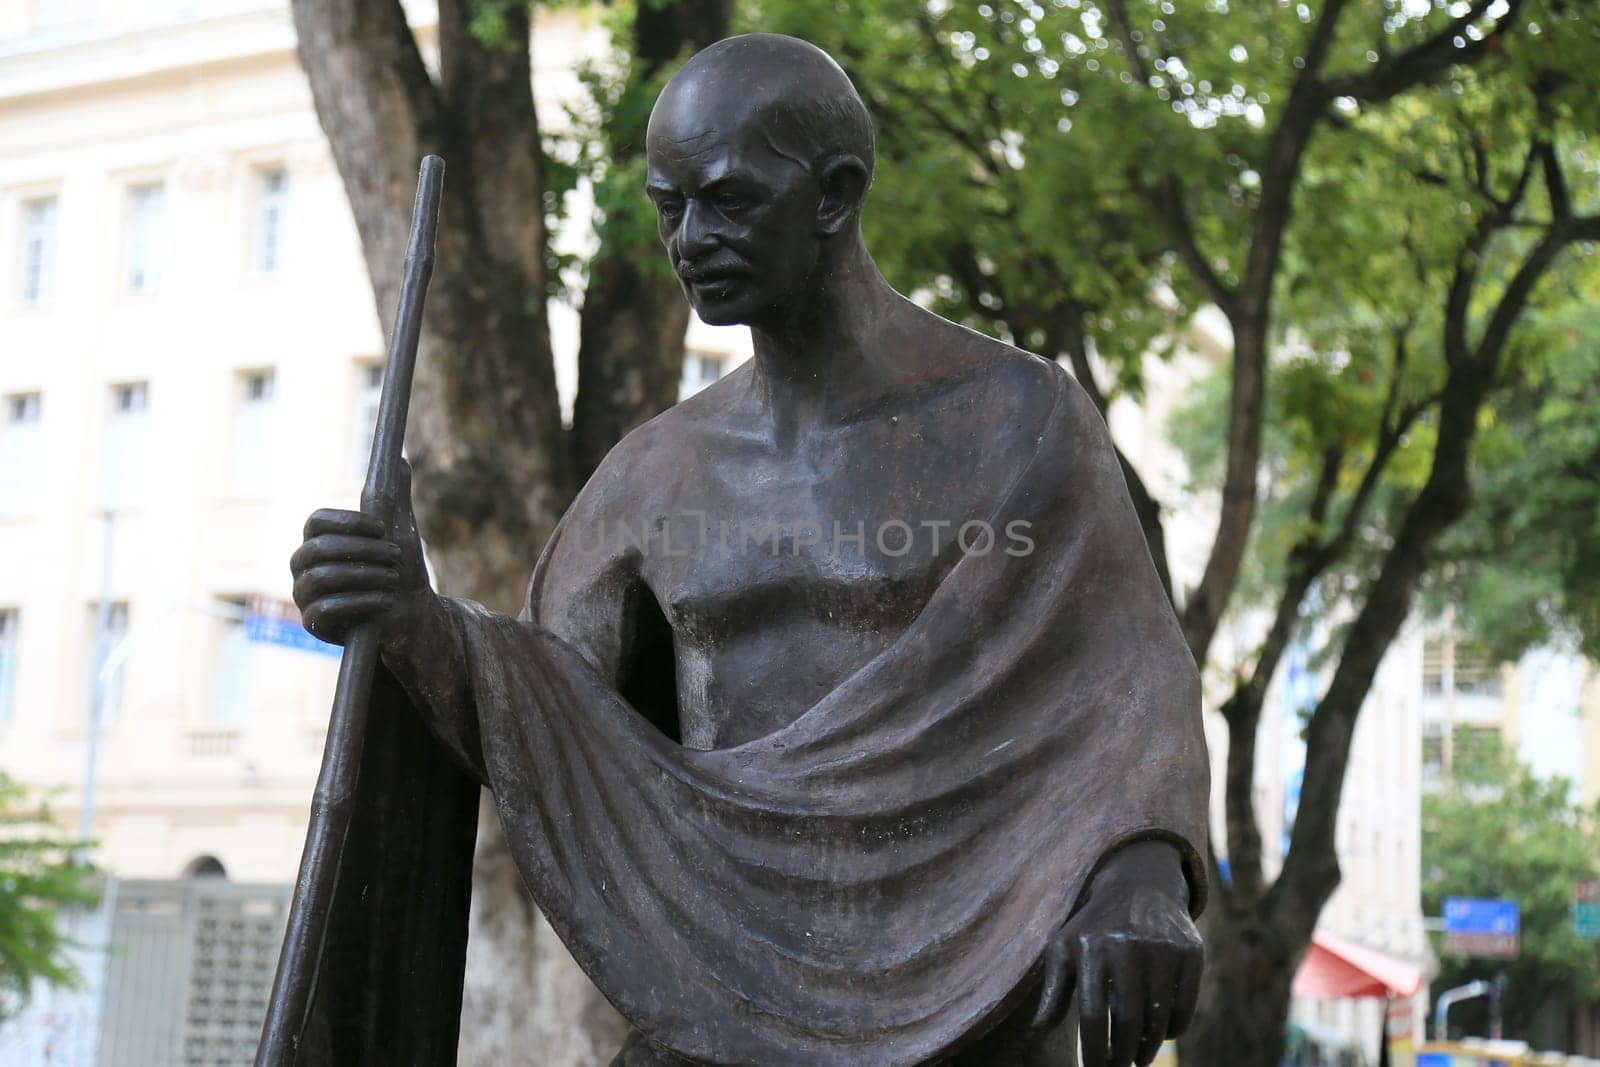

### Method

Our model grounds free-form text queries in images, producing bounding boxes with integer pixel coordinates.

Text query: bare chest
[625,406,1036,747]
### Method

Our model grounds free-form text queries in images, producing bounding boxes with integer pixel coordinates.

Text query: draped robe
[295,357,1209,1066]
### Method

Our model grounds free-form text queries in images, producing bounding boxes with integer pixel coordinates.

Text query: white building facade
[0,0,752,886]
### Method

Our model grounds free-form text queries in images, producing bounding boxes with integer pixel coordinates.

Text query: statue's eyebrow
[702,171,767,191]
[646,171,769,197]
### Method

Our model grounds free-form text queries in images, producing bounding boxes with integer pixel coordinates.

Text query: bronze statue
[284,33,1208,1067]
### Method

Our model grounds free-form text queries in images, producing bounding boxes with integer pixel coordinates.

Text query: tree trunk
[1180,906,1303,1067]
[571,0,731,481]
[458,0,730,1056]
[291,0,729,1061]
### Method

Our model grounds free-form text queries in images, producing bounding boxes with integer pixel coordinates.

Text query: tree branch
[1319,0,1524,106]
[1273,360,1486,935]
[1102,0,1236,318]
[1474,212,1600,369]
[293,0,566,609]
[1148,178,1237,316]
[1538,134,1572,220]
[1102,0,1154,83]
[290,0,441,298]
[1273,158,1596,939]
[1216,321,1429,908]
[1176,0,1359,664]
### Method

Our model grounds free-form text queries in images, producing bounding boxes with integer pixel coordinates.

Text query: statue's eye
[715,192,749,215]
[657,198,684,221]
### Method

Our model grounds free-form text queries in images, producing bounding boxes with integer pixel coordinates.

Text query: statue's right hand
[291,485,433,649]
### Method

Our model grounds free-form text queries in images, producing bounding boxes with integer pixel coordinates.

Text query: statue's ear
[815,154,869,236]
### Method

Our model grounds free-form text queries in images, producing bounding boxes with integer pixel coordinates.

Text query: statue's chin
[689,296,760,327]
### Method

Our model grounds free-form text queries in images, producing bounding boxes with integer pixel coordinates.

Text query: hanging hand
[1030,840,1204,1067]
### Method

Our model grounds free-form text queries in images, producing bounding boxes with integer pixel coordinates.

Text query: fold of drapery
[296,661,480,1066]
[401,364,1212,1065]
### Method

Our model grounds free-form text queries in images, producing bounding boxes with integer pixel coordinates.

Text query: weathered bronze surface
[281,34,1209,1067]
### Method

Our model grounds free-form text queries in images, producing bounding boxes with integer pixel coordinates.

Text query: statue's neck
[747,242,909,447]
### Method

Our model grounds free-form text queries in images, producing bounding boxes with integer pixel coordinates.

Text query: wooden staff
[257,155,445,1067]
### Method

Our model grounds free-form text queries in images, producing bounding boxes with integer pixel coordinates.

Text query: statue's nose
[677,200,718,260]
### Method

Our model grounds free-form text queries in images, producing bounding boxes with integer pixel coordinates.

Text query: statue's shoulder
[572,367,748,519]
[922,314,1066,434]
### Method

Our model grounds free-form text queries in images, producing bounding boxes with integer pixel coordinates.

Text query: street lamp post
[77,511,117,860]
[1433,979,1491,1041]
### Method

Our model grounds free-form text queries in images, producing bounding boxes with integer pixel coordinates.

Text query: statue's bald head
[648,34,874,183]
[643,35,877,328]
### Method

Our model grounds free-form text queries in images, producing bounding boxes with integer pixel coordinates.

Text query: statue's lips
[680,268,747,293]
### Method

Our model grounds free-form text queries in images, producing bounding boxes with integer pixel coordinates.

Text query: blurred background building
[0,4,749,1059]
[1422,624,1600,802]
[0,0,751,888]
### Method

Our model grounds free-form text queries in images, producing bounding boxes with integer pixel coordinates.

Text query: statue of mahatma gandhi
[287,33,1208,1067]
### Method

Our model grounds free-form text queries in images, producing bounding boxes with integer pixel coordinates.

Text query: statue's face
[645,102,825,328]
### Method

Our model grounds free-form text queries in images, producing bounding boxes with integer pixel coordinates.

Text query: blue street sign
[1443,897,1519,936]
[246,609,341,658]
[1443,897,1520,959]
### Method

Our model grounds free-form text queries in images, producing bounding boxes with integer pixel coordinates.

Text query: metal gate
[98,879,290,1067]
[0,877,290,1067]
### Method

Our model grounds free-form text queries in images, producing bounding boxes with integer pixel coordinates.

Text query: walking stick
[257,155,445,1066]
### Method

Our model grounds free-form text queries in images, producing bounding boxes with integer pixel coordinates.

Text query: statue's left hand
[1030,840,1202,1067]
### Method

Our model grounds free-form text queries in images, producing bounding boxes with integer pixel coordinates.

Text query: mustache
[676,257,750,284]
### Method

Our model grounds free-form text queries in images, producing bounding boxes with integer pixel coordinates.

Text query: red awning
[1292,931,1425,1000]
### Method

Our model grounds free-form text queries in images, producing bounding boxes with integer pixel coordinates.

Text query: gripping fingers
[303,508,385,541]
[293,563,399,611]
[291,534,401,574]
[302,591,396,643]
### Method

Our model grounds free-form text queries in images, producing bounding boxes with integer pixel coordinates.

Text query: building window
[214,596,252,725]
[89,601,129,728]
[0,609,17,728]
[1422,629,1503,699]
[124,182,165,294]
[1422,633,1445,697]
[1422,721,1445,784]
[19,196,58,306]
[1452,641,1502,698]
[230,369,276,495]
[102,381,149,509]
[252,167,288,276]
[679,351,726,400]
[351,361,383,480]
[0,392,43,515]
